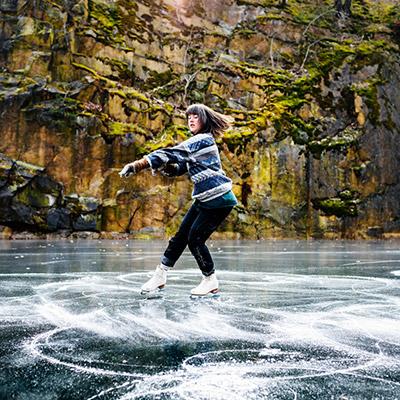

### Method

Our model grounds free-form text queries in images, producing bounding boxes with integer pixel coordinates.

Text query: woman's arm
[119,144,190,178]
[119,136,199,178]
[160,161,188,177]
[144,142,191,172]
[119,158,149,177]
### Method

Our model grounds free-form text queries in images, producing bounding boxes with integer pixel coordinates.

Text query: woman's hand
[160,163,179,177]
[119,158,150,178]
[119,163,136,178]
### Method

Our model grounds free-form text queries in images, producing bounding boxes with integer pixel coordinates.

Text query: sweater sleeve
[174,161,188,176]
[144,141,193,172]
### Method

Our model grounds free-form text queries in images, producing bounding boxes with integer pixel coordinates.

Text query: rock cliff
[1,0,399,239]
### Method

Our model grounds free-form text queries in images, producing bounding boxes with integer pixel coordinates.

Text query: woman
[119,104,237,297]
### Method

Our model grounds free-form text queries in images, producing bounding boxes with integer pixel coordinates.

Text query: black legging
[161,201,233,276]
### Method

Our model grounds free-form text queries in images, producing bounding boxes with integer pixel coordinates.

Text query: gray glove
[119,163,136,178]
[119,158,149,178]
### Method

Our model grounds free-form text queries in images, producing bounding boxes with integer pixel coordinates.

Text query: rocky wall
[0,0,399,239]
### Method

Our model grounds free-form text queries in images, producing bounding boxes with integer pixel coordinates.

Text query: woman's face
[187,113,202,134]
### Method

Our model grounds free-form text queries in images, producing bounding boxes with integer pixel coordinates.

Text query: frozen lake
[1,240,400,399]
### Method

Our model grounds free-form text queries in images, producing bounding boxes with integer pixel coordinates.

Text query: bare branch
[182,68,204,106]
[269,37,275,69]
[299,39,322,71]
[303,8,336,37]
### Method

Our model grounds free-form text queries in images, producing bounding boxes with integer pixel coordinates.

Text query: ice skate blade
[190,289,220,300]
[140,287,164,299]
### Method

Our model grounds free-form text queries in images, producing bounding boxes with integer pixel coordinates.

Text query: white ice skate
[190,273,219,298]
[140,265,167,296]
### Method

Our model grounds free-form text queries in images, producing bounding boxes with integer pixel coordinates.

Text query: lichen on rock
[0,0,400,239]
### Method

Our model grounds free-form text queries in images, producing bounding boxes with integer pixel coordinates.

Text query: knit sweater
[144,133,232,202]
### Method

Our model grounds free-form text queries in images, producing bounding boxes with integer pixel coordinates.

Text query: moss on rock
[351,78,382,125]
[313,197,358,217]
[307,126,363,156]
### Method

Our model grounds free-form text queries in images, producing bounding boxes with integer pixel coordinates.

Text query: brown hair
[186,104,233,136]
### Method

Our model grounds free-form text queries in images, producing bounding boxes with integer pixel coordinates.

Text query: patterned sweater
[144,133,232,202]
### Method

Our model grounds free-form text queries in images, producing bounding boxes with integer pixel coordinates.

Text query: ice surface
[1,240,400,399]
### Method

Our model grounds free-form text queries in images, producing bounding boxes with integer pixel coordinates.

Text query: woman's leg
[161,202,200,267]
[141,203,202,293]
[187,206,233,276]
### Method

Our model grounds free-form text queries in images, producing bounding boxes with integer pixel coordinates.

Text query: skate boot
[140,265,167,295]
[190,273,219,298]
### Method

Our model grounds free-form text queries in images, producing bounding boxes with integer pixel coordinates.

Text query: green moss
[364,86,380,123]
[78,110,109,124]
[235,28,257,38]
[228,63,314,141]
[256,13,284,22]
[287,2,328,25]
[216,58,332,147]
[351,78,382,125]
[17,188,51,208]
[235,0,263,6]
[144,69,176,92]
[107,121,148,136]
[23,97,81,130]
[313,189,360,217]
[83,0,147,47]
[72,62,117,87]
[275,97,308,109]
[338,189,357,200]
[357,39,390,54]
[244,97,310,140]
[208,91,228,109]
[91,1,120,28]
[314,198,357,217]
[31,214,48,230]
[313,40,393,77]
[88,0,124,44]
[281,116,315,144]
[362,1,400,25]
[221,128,255,149]
[316,43,356,74]
[291,69,321,94]
[233,61,292,80]
[204,49,215,58]
[125,88,151,103]
[141,125,189,153]
[308,127,362,156]
[107,87,152,103]
[123,101,174,117]
[108,88,127,99]
[364,23,392,35]
[15,161,44,173]
[131,233,154,240]
[98,57,131,79]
